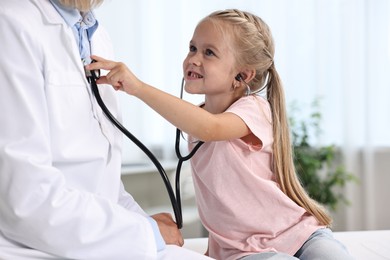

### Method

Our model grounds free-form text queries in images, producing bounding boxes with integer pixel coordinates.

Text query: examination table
[184,230,390,259]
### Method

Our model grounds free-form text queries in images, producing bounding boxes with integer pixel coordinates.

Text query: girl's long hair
[205,9,332,226]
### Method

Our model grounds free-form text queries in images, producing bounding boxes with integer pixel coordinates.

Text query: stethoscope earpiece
[235,71,271,96]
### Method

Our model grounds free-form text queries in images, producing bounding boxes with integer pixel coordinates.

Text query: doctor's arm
[118,183,183,247]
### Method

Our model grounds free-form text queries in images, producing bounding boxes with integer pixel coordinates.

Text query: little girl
[87,9,353,260]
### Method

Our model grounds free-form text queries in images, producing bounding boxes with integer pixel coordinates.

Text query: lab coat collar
[48,0,81,28]
[31,0,68,26]
[30,0,92,87]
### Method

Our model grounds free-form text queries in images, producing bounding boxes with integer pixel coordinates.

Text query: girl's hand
[85,55,144,96]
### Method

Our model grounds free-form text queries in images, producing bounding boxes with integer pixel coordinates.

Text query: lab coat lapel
[32,0,86,80]
[31,0,65,25]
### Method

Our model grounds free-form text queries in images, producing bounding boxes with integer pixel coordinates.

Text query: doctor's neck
[58,0,103,11]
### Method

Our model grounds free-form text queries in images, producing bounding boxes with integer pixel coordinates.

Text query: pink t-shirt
[189,96,323,260]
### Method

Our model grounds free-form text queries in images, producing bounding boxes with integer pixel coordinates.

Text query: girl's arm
[86,56,250,142]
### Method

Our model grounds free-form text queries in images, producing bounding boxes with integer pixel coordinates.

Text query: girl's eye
[189,45,197,52]
[205,49,215,56]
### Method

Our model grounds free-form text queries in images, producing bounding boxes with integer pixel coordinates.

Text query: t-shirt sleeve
[225,96,273,150]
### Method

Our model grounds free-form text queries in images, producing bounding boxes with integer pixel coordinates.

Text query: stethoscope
[86,64,203,229]
[173,79,204,228]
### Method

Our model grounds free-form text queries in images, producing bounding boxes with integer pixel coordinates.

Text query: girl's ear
[237,69,256,83]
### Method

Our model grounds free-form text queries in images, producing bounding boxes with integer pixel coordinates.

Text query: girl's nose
[187,54,201,66]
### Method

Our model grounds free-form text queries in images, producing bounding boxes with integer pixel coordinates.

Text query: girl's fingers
[95,75,108,84]
[90,54,104,61]
[96,76,123,91]
[86,56,134,93]
[103,69,126,88]
[86,55,116,71]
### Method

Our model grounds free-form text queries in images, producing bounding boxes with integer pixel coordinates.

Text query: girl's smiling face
[182,19,238,99]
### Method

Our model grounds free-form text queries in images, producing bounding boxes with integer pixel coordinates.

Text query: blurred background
[96,0,390,237]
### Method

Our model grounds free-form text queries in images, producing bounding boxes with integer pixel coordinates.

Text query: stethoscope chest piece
[84,59,101,83]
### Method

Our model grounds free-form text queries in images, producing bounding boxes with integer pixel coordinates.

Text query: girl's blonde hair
[59,0,103,11]
[204,9,332,226]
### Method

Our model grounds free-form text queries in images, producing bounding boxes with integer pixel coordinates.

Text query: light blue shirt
[49,0,166,252]
[49,0,98,63]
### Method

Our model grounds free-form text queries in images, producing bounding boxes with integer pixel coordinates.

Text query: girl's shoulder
[227,95,271,121]
[226,95,273,148]
[229,95,269,108]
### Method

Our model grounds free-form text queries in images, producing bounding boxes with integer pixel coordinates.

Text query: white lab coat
[0,1,212,259]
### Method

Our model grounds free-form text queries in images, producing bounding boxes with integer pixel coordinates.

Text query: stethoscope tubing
[174,128,204,226]
[89,70,206,229]
[88,70,183,228]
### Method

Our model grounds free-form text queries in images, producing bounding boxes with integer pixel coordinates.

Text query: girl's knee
[295,229,354,260]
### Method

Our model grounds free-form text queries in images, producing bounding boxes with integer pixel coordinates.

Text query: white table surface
[184,230,390,260]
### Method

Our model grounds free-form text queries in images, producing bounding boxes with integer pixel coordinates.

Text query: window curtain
[96,0,390,231]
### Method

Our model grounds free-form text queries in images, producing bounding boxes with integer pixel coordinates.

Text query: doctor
[0,0,211,259]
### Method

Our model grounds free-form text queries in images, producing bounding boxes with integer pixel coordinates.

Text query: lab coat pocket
[45,70,95,132]
[47,70,87,87]
[45,70,113,160]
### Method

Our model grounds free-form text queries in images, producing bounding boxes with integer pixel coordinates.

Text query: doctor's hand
[86,55,144,96]
[151,213,184,247]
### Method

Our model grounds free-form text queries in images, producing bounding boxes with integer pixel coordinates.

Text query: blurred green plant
[289,99,358,211]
